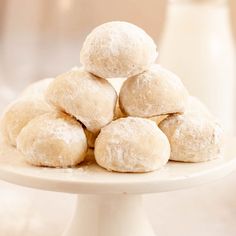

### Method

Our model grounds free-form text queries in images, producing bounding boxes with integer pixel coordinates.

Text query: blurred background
[0,0,236,235]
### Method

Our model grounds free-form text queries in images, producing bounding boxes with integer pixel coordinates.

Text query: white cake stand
[0,138,236,236]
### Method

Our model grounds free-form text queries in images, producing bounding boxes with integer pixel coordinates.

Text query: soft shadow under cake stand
[0,138,236,236]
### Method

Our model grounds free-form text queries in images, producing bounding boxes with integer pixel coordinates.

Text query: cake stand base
[64,194,155,236]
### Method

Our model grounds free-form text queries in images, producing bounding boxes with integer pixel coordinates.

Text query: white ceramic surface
[0,138,235,236]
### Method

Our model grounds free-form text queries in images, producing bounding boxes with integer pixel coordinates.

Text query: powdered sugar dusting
[119,64,188,117]
[80,21,157,78]
[17,112,87,168]
[159,107,223,162]
[46,68,117,133]
[95,117,170,172]
[43,118,85,144]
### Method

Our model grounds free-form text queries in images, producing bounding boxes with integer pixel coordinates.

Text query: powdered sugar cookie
[0,98,52,147]
[46,67,117,133]
[80,21,157,78]
[95,117,170,172]
[21,78,54,99]
[17,112,87,167]
[119,65,188,117]
[159,106,223,162]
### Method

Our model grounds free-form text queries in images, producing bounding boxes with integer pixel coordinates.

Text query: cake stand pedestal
[0,138,235,236]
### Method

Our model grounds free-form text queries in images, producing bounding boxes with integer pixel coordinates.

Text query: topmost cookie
[80,21,158,78]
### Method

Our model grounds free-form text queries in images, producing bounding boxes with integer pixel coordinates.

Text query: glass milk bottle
[159,0,235,134]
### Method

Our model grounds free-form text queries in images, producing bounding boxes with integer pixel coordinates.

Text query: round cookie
[17,112,87,167]
[119,64,189,117]
[21,78,54,99]
[80,21,157,78]
[95,117,170,173]
[159,110,223,163]
[0,99,52,147]
[46,67,117,133]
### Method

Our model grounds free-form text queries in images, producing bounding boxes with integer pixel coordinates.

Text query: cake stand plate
[0,138,236,236]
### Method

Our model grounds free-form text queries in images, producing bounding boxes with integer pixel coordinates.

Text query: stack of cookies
[0,22,223,173]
